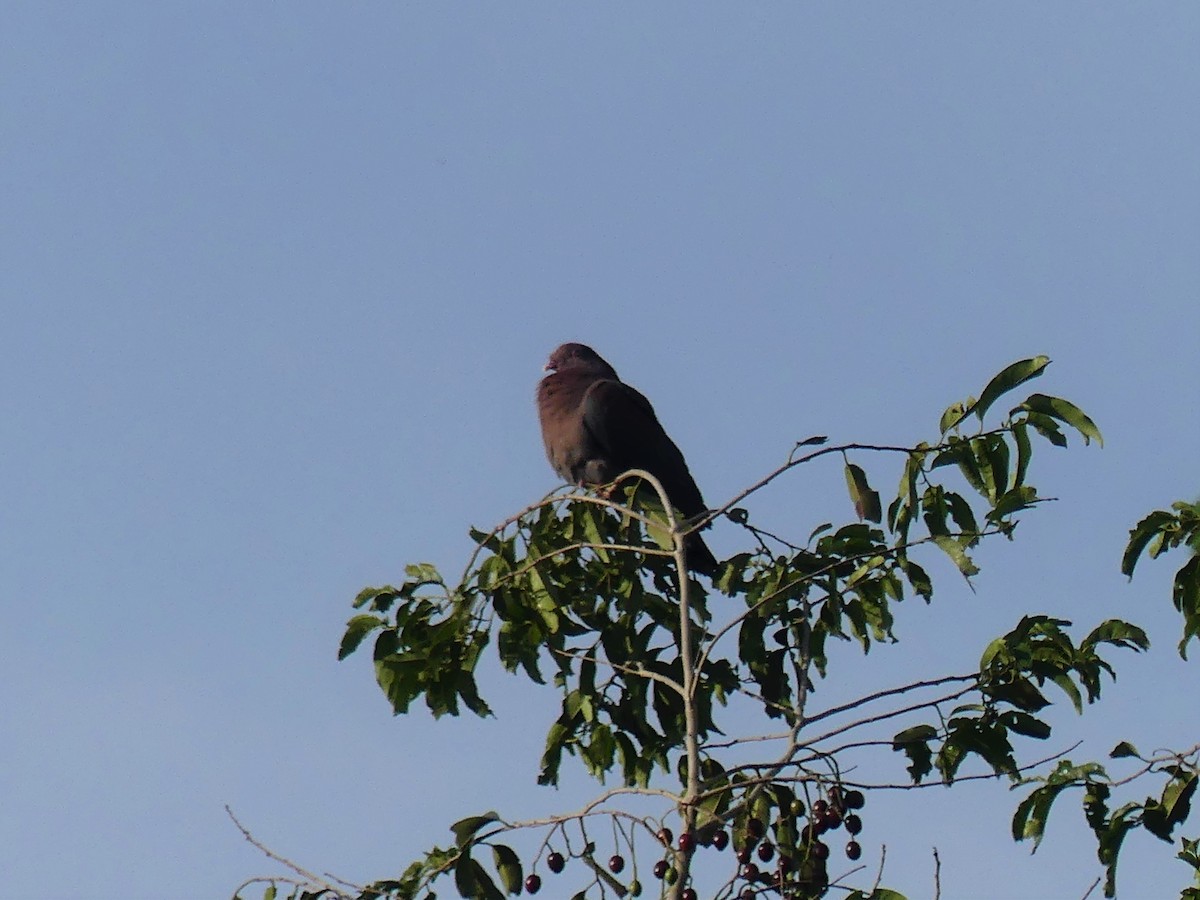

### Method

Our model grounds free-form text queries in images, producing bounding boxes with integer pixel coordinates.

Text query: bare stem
[225,806,355,898]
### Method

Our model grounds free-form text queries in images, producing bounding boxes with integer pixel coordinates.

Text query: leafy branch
[235,357,1200,900]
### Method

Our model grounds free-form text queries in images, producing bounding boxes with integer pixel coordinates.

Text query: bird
[536,342,718,575]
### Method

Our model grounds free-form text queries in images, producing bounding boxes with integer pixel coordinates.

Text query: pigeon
[536,342,718,575]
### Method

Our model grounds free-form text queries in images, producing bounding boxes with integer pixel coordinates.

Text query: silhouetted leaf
[933,535,979,577]
[1013,780,1069,850]
[491,844,523,895]
[1121,510,1176,577]
[339,614,386,660]
[975,356,1050,422]
[893,724,937,782]
[844,462,882,523]
[1019,393,1103,446]
[451,813,500,848]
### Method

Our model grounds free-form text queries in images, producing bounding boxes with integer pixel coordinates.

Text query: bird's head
[544,343,618,379]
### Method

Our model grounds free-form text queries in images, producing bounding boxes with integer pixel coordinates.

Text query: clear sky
[2,4,1198,899]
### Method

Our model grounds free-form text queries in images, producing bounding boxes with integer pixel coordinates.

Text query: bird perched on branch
[536,342,718,575]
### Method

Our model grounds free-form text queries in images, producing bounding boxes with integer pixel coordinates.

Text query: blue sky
[2,4,1198,898]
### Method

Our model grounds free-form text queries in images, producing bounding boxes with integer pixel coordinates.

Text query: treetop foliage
[234,357,1200,900]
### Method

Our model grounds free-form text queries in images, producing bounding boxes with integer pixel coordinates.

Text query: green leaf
[1174,554,1200,658]
[263,886,277,900]
[469,526,501,552]
[1023,411,1068,447]
[1144,771,1199,842]
[1012,421,1032,488]
[845,462,882,523]
[983,676,1050,712]
[1002,710,1052,740]
[1110,741,1141,759]
[457,671,494,718]
[1019,393,1103,446]
[1048,672,1083,715]
[539,722,570,786]
[987,486,1039,524]
[405,562,442,582]
[491,844,523,895]
[1083,619,1149,653]
[451,812,500,847]
[1163,771,1198,826]
[974,356,1050,423]
[945,491,979,538]
[454,851,478,896]
[940,401,967,434]
[979,636,1007,670]
[932,535,980,577]
[339,614,386,660]
[1121,510,1177,577]
[1097,806,1139,897]
[1013,781,1069,850]
[353,585,402,612]
[455,853,504,900]
[893,724,937,782]
[901,558,932,601]
[578,506,610,563]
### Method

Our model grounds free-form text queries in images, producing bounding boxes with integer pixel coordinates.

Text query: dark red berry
[711,828,729,851]
[678,832,695,853]
[778,854,793,873]
[608,854,625,874]
[757,841,775,862]
[846,840,862,861]
[822,807,843,830]
[546,852,565,874]
[657,827,673,847]
[682,889,698,900]
[812,799,828,817]
[812,841,829,861]
[736,846,752,864]
[741,862,760,881]
[828,786,844,809]
[747,817,765,839]
[524,874,542,894]
[844,790,865,810]
[653,859,669,880]
[740,889,756,900]
[844,813,862,835]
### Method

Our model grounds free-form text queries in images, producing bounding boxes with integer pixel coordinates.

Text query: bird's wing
[581,379,707,518]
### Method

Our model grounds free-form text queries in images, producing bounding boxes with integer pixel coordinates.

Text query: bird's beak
[542,362,554,372]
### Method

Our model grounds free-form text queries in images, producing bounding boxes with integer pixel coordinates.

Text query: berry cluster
[724,784,867,897]
[522,785,866,897]
[523,847,643,896]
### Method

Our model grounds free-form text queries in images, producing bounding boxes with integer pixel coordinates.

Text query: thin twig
[872,844,887,894]
[803,674,977,728]
[552,646,685,695]
[225,805,353,897]
[800,685,978,748]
